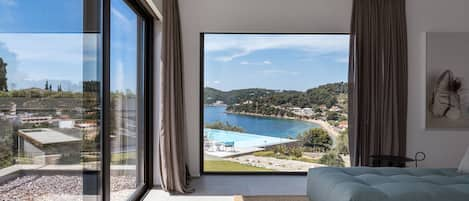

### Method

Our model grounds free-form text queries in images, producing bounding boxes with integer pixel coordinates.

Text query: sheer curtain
[348,0,408,167]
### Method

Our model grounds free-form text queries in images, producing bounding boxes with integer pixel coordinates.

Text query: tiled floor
[144,175,307,201]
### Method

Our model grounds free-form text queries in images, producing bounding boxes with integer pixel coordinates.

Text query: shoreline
[225,110,340,139]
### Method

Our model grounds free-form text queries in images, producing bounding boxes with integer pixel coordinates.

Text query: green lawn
[253,151,320,164]
[111,151,136,165]
[204,160,272,172]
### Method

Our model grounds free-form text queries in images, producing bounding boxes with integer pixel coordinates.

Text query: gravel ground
[0,175,136,201]
[228,155,326,171]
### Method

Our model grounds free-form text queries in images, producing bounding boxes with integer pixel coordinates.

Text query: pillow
[458,146,469,173]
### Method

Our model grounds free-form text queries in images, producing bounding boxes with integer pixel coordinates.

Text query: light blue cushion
[307,167,469,201]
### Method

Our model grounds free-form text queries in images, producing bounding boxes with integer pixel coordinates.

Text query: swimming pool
[204,128,296,148]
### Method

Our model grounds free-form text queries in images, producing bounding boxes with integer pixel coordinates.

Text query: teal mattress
[307,167,469,201]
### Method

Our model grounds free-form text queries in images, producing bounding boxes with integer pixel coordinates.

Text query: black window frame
[102,0,154,200]
[199,32,349,176]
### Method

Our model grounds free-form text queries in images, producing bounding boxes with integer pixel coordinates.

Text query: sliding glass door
[109,0,147,200]
[0,0,153,200]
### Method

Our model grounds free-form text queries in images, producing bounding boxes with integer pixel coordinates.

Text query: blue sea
[204,106,319,138]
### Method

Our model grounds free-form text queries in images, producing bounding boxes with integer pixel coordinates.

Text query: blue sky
[0,0,137,92]
[204,34,349,91]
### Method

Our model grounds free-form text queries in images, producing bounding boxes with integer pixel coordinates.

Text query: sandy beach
[226,111,341,140]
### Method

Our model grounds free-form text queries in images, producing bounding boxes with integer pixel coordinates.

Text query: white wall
[178,0,469,176]
[406,0,469,168]
[179,0,353,176]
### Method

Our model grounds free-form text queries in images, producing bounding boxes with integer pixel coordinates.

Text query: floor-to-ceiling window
[201,33,350,173]
[0,1,153,200]
[109,0,148,200]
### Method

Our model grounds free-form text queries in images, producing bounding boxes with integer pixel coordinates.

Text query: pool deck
[204,129,298,158]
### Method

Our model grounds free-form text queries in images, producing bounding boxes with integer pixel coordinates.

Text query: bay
[204,106,320,138]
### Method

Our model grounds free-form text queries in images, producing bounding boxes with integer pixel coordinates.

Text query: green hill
[204,82,348,109]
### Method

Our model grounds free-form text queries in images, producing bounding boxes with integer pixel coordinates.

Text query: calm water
[204,106,319,138]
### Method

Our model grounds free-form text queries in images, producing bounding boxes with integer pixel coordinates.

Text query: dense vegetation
[297,128,333,152]
[335,130,349,155]
[0,120,14,169]
[205,121,245,132]
[204,82,348,109]
[226,104,295,117]
[319,151,345,167]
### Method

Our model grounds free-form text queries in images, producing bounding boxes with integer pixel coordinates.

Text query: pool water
[204,128,296,148]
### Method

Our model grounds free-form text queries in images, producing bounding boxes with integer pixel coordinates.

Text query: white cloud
[0,33,84,83]
[240,60,272,65]
[261,69,299,76]
[205,34,349,62]
[213,80,221,84]
[111,7,131,26]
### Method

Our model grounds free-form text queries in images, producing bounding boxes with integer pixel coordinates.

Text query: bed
[307,167,469,201]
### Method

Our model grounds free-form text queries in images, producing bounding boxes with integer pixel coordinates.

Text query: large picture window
[201,33,350,173]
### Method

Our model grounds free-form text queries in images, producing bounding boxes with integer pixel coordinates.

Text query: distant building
[338,121,348,130]
[329,106,342,112]
[242,100,253,104]
[20,116,52,124]
[58,119,75,129]
[75,122,97,130]
[9,103,16,116]
[290,107,316,117]
[302,108,315,116]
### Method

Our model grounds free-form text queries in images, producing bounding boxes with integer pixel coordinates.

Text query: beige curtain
[158,0,193,193]
[348,0,408,166]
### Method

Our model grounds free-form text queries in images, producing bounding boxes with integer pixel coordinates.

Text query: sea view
[202,34,350,172]
[204,106,320,139]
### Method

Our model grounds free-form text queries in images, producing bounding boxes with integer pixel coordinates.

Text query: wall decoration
[426,32,469,129]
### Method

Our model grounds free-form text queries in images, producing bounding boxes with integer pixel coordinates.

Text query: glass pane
[110,0,143,200]
[0,1,102,201]
[203,34,350,173]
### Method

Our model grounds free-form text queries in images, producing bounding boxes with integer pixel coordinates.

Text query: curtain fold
[158,0,193,193]
[348,0,408,167]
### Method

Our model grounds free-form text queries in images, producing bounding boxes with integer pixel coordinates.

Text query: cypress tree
[0,58,8,92]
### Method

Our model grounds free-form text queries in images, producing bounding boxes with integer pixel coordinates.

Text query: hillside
[204,82,348,109]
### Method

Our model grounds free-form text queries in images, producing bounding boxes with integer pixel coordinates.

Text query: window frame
[102,0,154,200]
[199,32,350,175]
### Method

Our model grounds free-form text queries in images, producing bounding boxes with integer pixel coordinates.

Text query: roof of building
[17,128,81,147]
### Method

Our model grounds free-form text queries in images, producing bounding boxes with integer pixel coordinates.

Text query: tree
[297,128,332,152]
[0,57,8,92]
[319,151,345,167]
[205,121,245,132]
[0,120,14,169]
[335,130,349,154]
[326,111,340,121]
[58,84,62,92]
[45,80,49,90]
[49,84,52,91]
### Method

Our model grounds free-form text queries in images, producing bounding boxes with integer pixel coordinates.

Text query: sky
[204,34,350,91]
[0,0,137,92]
